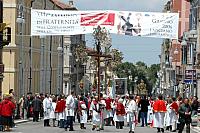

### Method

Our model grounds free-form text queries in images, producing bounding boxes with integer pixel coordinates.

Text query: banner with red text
[31,9,179,39]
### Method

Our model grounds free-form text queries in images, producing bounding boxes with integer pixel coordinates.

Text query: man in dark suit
[32,94,42,122]
[138,95,149,127]
[178,98,192,133]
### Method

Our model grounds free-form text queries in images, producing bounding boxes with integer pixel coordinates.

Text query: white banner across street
[31,9,179,39]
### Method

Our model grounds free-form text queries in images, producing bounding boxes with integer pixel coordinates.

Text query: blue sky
[61,0,169,65]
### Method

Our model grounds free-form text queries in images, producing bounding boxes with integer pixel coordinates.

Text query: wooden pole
[0,0,4,94]
[97,40,101,101]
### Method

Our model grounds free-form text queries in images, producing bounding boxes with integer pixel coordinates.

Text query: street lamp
[57,45,63,95]
[127,69,132,94]
[169,56,173,96]
[174,48,179,97]
[40,35,45,94]
[134,76,138,94]
[17,2,25,97]
[189,29,197,96]
[157,71,163,94]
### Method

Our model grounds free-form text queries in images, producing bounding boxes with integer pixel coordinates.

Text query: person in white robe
[43,94,51,127]
[90,96,101,131]
[99,94,106,130]
[49,97,57,127]
[123,94,129,126]
[126,95,137,133]
[147,97,154,125]
[79,97,87,129]
[165,100,173,131]
[64,91,75,131]
[170,97,178,132]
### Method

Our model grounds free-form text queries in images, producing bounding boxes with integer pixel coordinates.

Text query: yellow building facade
[2,0,69,98]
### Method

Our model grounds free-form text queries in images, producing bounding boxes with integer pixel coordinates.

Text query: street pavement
[3,120,198,133]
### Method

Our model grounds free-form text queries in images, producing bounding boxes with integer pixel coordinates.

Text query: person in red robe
[105,96,113,126]
[170,97,179,132]
[55,96,66,128]
[153,95,167,133]
[115,98,125,129]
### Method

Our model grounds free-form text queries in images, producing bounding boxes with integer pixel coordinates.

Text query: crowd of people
[0,89,199,133]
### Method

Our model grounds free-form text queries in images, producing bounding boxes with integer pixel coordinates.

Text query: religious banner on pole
[31,9,179,39]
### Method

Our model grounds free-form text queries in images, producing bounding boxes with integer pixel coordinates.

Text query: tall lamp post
[0,0,4,94]
[188,29,197,96]
[174,48,179,97]
[127,70,132,94]
[57,44,63,95]
[134,76,138,95]
[40,35,45,93]
[16,1,25,97]
[169,56,173,96]
[157,70,163,94]
[181,40,187,98]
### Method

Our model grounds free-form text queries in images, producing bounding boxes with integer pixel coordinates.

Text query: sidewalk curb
[14,119,31,124]
[191,126,200,133]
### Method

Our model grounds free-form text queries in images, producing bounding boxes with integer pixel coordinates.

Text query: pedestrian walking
[90,96,101,131]
[64,91,75,131]
[79,97,87,129]
[99,93,106,130]
[39,93,44,119]
[55,95,66,128]
[153,95,167,133]
[32,94,42,122]
[105,96,113,126]
[0,94,16,131]
[18,95,25,119]
[191,96,199,116]
[49,96,57,127]
[178,98,192,133]
[165,98,173,131]
[147,97,154,125]
[170,97,179,132]
[136,96,141,124]
[43,94,51,127]
[138,95,149,127]
[115,98,125,129]
[126,95,137,133]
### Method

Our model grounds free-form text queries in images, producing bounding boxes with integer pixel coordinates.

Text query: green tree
[114,61,160,95]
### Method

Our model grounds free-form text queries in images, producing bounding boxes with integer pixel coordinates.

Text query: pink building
[169,0,190,67]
